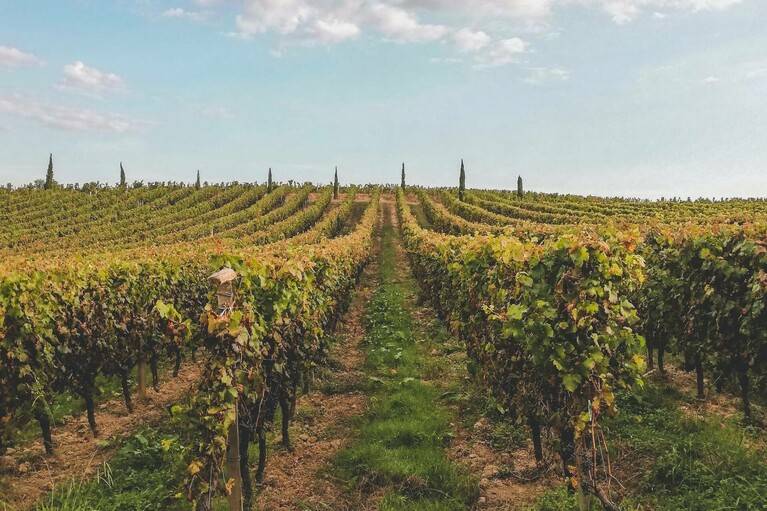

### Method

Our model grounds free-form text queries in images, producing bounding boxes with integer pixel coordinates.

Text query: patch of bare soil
[426,330,561,511]
[649,364,765,451]
[252,202,383,511]
[650,362,765,425]
[254,391,367,511]
[383,199,411,282]
[449,420,559,511]
[0,364,201,510]
[658,365,744,420]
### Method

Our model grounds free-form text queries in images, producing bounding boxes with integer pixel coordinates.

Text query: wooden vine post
[137,357,147,401]
[209,268,243,511]
[225,411,243,511]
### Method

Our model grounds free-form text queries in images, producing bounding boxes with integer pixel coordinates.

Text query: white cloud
[203,0,745,65]
[475,37,529,67]
[58,61,125,96]
[600,0,640,23]
[0,46,43,68]
[403,0,556,20]
[454,28,491,52]
[232,1,448,44]
[312,18,361,43]
[702,75,720,84]
[684,0,742,9]
[367,3,448,42]
[525,66,569,83]
[0,94,146,133]
[587,0,743,23]
[409,0,730,23]
[162,7,208,22]
[235,0,315,36]
[233,1,361,45]
[212,0,747,42]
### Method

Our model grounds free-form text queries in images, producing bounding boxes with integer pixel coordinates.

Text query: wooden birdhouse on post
[208,267,243,511]
[209,268,238,314]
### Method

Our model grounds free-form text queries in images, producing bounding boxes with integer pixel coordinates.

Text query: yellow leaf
[188,460,203,476]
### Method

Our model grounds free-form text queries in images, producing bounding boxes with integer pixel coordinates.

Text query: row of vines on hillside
[0,257,209,452]
[458,188,767,420]
[0,186,356,459]
[184,191,380,509]
[398,189,645,510]
[639,225,767,418]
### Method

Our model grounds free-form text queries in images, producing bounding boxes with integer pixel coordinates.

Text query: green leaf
[563,374,580,392]
[507,304,527,320]
[516,273,534,287]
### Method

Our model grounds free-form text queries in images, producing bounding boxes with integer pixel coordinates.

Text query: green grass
[333,212,477,510]
[4,399,205,511]
[32,423,191,511]
[530,382,767,510]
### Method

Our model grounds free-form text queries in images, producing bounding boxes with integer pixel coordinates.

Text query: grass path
[332,202,478,511]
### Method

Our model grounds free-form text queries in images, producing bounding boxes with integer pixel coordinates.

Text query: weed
[530,383,767,510]
[33,419,192,511]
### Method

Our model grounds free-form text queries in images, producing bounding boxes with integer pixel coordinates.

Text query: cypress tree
[333,166,339,199]
[458,159,466,201]
[268,168,273,192]
[195,170,201,190]
[120,162,126,188]
[517,175,523,198]
[401,163,405,190]
[44,153,54,190]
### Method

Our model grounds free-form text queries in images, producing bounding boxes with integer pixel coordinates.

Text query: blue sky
[0,0,765,198]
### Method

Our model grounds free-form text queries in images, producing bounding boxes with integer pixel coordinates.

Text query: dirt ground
[0,364,201,510]
[252,203,383,511]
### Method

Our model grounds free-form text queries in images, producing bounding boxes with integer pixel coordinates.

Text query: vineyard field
[1,182,766,511]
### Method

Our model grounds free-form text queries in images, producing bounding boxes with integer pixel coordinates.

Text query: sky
[0,0,766,198]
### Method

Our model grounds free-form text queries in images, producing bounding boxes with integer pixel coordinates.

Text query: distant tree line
[2,153,762,203]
